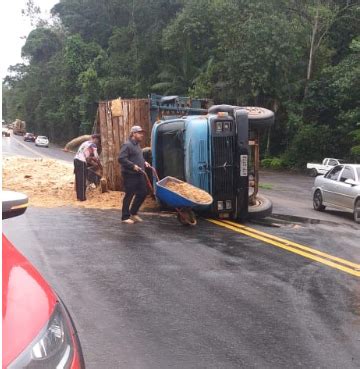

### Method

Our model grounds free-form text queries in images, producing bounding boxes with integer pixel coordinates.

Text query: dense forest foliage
[2,0,360,167]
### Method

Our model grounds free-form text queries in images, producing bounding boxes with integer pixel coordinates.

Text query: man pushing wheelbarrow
[119,125,213,226]
[118,125,151,224]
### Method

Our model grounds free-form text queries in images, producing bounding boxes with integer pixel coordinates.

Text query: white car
[35,135,49,147]
[312,164,360,223]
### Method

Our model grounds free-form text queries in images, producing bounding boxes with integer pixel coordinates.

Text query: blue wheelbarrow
[155,176,213,226]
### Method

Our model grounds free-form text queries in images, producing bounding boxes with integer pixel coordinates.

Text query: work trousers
[74,159,87,201]
[122,173,147,220]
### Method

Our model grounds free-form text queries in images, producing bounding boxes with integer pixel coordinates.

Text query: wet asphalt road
[3,209,360,369]
[2,134,360,368]
[3,133,74,162]
[260,170,358,226]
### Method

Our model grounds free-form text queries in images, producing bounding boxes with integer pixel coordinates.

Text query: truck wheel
[313,190,325,211]
[354,199,360,223]
[208,104,235,115]
[248,194,272,219]
[208,105,274,129]
[237,107,274,129]
[309,168,318,177]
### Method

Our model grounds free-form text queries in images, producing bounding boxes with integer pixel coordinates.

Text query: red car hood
[2,234,57,367]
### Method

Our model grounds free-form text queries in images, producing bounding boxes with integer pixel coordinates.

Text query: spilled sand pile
[2,156,158,210]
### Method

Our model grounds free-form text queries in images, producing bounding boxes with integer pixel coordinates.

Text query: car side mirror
[344,179,357,186]
[2,191,28,219]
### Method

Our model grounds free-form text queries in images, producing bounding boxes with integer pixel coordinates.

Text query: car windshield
[38,136,48,139]
[338,159,345,164]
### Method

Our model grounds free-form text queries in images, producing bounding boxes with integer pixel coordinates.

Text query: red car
[2,191,85,368]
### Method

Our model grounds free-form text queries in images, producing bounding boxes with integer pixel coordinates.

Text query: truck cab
[151,105,274,220]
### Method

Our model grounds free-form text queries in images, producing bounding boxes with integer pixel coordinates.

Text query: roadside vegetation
[2,0,360,168]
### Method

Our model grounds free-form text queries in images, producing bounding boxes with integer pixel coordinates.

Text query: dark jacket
[118,138,145,175]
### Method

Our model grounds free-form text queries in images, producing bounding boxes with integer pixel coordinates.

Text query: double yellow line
[207,219,360,277]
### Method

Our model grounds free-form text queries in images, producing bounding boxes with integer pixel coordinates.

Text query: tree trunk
[304,5,319,98]
[307,14,318,81]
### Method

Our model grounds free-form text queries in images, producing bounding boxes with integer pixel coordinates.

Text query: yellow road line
[222,219,360,269]
[207,219,360,278]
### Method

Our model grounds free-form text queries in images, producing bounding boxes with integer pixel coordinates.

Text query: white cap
[130,125,145,133]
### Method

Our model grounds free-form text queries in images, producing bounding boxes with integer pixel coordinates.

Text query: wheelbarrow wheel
[177,210,197,226]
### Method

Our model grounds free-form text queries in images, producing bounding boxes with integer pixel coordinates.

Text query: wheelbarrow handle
[147,165,160,182]
[139,168,156,199]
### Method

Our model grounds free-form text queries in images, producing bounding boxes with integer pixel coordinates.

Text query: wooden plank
[113,116,122,190]
[138,100,147,147]
[113,116,120,157]
[98,103,109,177]
[143,99,151,147]
[129,100,135,128]
[134,99,140,126]
[106,102,115,189]
[123,101,130,140]
[118,115,124,146]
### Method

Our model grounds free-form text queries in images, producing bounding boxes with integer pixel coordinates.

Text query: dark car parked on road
[23,132,36,142]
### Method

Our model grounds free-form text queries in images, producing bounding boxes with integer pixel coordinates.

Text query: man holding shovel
[118,126,150,224]
[74,134,101,201]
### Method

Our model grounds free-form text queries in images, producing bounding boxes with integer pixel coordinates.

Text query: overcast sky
[1,0,58,79]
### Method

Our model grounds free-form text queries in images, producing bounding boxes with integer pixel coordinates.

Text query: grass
[259,183,273,190]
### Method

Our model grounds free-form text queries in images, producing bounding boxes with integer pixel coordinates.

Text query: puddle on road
[251,213,358,230]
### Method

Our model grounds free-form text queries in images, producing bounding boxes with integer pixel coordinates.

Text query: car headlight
[9,303,75,369]
[217,201,224,211]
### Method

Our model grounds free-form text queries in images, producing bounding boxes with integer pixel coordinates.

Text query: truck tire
[248,194,272,219]
[208,104,235,115]
[236,106,274,129]
[208,105,274,130]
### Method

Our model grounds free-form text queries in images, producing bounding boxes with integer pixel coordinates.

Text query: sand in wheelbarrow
[164,181,212,204]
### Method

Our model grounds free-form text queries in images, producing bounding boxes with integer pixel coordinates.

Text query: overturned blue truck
[96,94,274,220]
[149,95,274,220]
